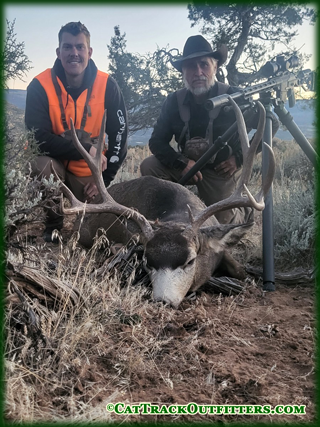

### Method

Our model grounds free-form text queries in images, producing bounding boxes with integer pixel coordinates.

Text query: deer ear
[202,222,254,249]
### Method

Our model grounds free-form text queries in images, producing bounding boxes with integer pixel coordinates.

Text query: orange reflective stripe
[35,69,109,176]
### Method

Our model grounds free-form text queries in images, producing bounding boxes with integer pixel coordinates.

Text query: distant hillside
[4,89,27,110]
[5,88,316,142]
[5,101,25,136]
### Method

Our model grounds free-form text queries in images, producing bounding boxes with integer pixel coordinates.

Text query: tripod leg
[274,102,318,168]
[262,107,276,291]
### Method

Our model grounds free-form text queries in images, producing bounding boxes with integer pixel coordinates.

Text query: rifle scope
[261,55,299,78]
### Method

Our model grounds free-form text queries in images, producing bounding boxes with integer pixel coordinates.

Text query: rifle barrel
[205,70,312,111]
[205,92,242,110]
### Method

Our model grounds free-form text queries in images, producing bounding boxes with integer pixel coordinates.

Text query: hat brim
[171,46,228,72]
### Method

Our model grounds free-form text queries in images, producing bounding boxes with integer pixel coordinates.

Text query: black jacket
[25,58,127,187]
[149,83,279,170]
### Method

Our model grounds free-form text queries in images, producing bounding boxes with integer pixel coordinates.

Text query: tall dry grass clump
[272,140,315,269]
[6,231,153,422]
[246,138,316,270]
[113,145,151,182]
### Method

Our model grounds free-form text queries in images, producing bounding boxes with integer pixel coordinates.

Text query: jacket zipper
[74,99,77,127]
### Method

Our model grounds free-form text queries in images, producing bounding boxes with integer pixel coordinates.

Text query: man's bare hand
[83,182,99,202]
[181,159,203,184]
[89,146,107,171]
[214,155,238,178]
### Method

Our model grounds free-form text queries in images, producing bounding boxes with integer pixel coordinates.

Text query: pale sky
[4,3,317,90]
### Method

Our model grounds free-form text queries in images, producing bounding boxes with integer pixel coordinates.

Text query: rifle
[180,56,317,185]
[178,55,317,291]
[206,65,315,110]
[204,56,317,166]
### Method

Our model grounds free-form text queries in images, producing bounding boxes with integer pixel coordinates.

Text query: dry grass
[6,232,151,422]
[113,145,151,183]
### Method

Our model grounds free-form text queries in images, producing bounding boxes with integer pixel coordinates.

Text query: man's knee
[65,174,96,202]
[198,168,241,205]
[214,208,244,225]
[140,156,155,176]
[140,155,181,182]
[140,155,167,179]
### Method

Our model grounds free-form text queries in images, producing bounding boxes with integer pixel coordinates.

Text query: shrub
[273,139,315,183]
[272,153,315,269]
[248,140,315,270]
[4,119,60,241]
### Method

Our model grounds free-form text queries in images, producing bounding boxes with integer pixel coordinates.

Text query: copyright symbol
[106,403,114,412]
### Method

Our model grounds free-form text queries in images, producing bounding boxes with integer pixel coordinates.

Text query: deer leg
[218,251,246,280]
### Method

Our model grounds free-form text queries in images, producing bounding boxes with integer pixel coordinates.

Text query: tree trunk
[226,10,253,86]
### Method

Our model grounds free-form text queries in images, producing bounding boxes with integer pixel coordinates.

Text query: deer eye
[184,258,195,269]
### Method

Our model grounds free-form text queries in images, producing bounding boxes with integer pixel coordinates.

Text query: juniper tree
[187,3,316,85]
[107,26,183,133]
[1,19,32,89]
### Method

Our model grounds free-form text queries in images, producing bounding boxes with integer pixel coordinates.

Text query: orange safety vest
[35,68,109,176]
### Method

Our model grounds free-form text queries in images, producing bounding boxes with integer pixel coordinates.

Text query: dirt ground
[90,283,316,423]
[6,214,316,424]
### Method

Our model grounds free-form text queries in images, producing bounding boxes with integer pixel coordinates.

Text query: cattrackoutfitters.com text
[106,402,306,416]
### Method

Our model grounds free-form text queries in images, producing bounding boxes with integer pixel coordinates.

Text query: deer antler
[51,110,154,242]
[190,96,275,230]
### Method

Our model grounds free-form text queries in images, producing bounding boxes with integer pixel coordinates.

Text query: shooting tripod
[178,65,317,291]
[260,93,316,290]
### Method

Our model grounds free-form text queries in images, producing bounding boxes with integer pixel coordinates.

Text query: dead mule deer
[53,96,275,308]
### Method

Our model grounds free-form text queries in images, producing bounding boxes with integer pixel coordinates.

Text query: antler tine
[228,96,250,159]
[190,96,274,230]
[69,113,108,202]
[51,113,154,242]
[186,204,195,224]
[230,97,266,189]
[97,109,107,162]
[50,161,87,212]
[248,101,266,153]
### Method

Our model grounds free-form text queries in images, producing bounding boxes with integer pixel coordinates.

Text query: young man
[25,21,127,242]
[140,35,279,224]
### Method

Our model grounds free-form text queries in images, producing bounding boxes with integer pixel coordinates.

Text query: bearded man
[140,35,279,224]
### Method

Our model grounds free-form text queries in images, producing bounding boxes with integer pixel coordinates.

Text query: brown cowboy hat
[171,35,228,72]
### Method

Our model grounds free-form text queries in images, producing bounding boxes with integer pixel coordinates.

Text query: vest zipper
[74,100,77,127]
